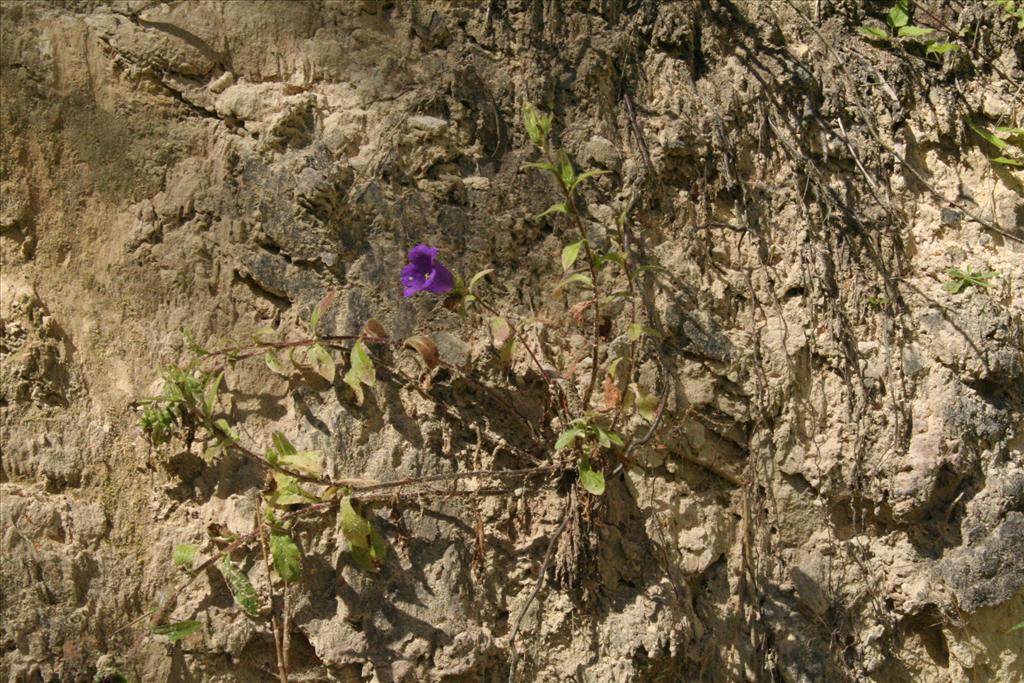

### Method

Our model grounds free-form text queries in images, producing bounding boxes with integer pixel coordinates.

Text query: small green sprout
[523,102,554,148]
[943,267,999,294]
[857,0,959,56]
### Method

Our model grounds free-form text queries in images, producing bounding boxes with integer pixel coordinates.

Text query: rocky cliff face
[1,1,1022,681]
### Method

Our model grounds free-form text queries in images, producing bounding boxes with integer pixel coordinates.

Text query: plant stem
[545,143,602,412]
[257,514,288,683]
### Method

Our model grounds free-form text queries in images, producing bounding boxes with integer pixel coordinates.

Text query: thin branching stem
[544,142,603,411]
[473,295,571,422]
[257,515,288,683]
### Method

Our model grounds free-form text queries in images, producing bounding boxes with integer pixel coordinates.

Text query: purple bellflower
[401,244,455,297]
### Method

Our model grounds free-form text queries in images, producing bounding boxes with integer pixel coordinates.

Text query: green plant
[132,105,667,682]
[858,0,959,56]
[994,0,1024,29]
[968,120,1024,167]
[942,267,999,294]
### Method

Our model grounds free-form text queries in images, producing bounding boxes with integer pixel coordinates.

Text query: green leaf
[269,472,318,506]
[943,279,964,294]
[173,544,198,569]
[307,343,336,383]
[253,326,277,342]
[578,458,605,495]
[203,373,223,418]
[152,620,201,642]
[214,419,238,443]
[309,291,335,334]
[993,126,1024,137]
[555,273,593,292]
[617,203,631,226]
[605,431,625,447]
[991,155,1024,166]
[857,25,889,39]
[897,25,932,37]
[632,385,659,421]
[595,427,611,448]
[555,427,583,450]
[524,104,542,145]
[523,103,551,147]
[627,323,661,342]
[265,350,289,377]
[218,557,260,617]
[490,317,512,346]
[888,0,909,28]
[925,41,958,54]
[279,450,323,477]
[1011,621,1024,632]
[538,203,569,220]
[569,169,611,192]
[561,240,585,271]
[594,251,626,269]
[270,533,302,583]
[271,431,297,457]
[523,161,558,174]
[557,151,576,188]
[343,341,375,405]
[351,525,387,570]
[968,120,1009,149]
[369,525,387,563]
[350,342,376,387]
[343,370,365,405]
[467,268,494,292]
[339,497,372,548]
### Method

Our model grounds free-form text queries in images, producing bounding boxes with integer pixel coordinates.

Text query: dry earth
[1,1,1023,681]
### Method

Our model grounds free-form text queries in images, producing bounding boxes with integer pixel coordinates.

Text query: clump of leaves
[555,416,625,495]
[968,119,1024,167]
[858,0,958,56]
[994,0,1024,29]
[943,267,999,294]
[138,366,221,447]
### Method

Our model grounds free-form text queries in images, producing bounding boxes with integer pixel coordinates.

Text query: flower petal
[401,263,427,297]
[423,262,455,295]
[407,244,438,270]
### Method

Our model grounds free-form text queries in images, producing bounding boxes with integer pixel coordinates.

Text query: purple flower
[401,244,455,297]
